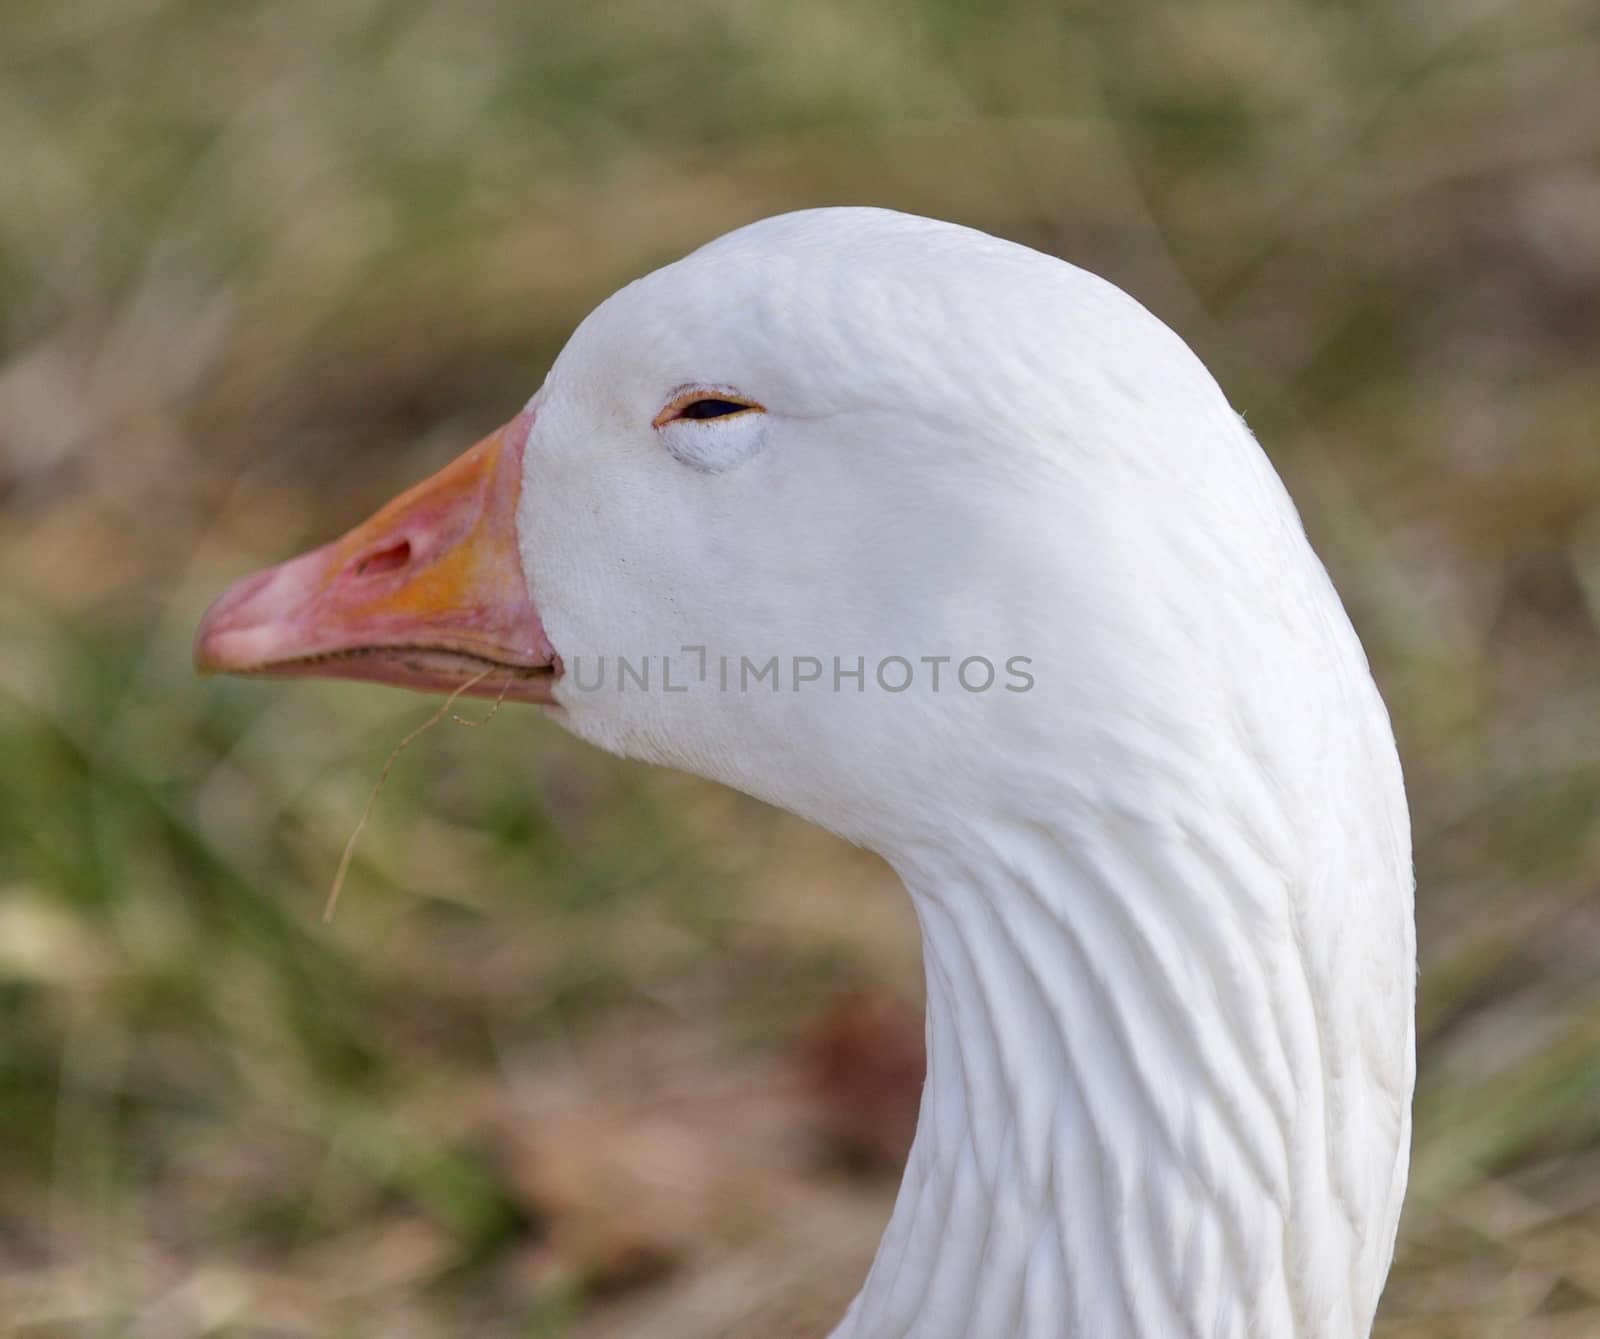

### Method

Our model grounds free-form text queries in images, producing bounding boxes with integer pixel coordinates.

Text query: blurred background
[1,1,1598,1335]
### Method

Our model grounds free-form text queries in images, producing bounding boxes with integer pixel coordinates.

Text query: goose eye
[680,398,751,420]
[653,390,765,428]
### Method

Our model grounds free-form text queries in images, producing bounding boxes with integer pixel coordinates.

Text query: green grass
[2,0,1599,1334]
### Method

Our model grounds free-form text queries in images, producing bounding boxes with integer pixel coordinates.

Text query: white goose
[196,208,1415,1339]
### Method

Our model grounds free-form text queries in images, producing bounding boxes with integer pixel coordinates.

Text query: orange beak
[194,408,557,704]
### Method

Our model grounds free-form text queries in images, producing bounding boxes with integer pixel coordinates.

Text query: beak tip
[192,635,222,678]
[192,626,232,679]
[193,602,224,677]
[194,556,320,679]
[193,585,271,678]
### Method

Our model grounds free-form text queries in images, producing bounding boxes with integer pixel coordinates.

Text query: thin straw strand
[450,669,513,726]
[324,666,503,923]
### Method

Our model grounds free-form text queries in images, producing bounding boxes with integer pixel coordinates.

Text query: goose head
[196,208,1415,1339]
[198,210,1250,854]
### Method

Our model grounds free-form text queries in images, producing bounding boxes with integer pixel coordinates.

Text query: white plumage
[201,207,1416,1338]
[529,209,1415,1339]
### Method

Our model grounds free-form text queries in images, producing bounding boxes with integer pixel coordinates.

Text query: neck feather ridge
[830,810,1354,1339]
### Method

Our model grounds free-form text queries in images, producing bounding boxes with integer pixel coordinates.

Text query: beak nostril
[354,539,412,579]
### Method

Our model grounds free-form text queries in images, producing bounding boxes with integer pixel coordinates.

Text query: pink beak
[195,409,557,704]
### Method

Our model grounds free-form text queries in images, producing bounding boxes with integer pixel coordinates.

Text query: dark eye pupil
[679,398,749,420]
